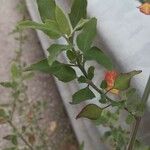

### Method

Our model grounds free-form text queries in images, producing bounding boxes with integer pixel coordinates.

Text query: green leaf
[12,136,17,145]
[126,88,136,98]
[142,76,150,104]
[78,76,87,83]
[100,80,107,89]
[3,135,18,145]
[0,82,17,89]
[94,110,119,126]
[87,66,95,80]
[103,131,111,139]
[99,94,107,104]
[18,20,61,39]
[0,109,8,124]
[111,127,127,148]
[23,72,35,80]
[25,59,51,73]
[145,0,150,2]
[0,109,7,118]
[11,63,21,79]
[76,52,83,64]
[125,89,139,109]
[74,19,89,31]
[4,136,17,146]
[125,89,145,116]
[125,114,135,125]
[55,6,71,36]
[77,18,97,52]
[84,47,114,70]
[71,87,95,104]
[49,61,76,82]
[25,59,76,82]
[114,70,142,90]
[36,0,56,22]
[66,50,76,62]
[79,141,84,150]
[111,100,125,108]
[135,102,145,117]
[76,104,102,120]
[140,0,150,3]
[69,0,87,28]
[47,44,71,65]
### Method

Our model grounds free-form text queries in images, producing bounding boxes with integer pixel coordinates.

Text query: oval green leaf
[18,20,62,39]
[125,114,135,125]
[48,44,71,65]
[55,6,71,36]
[49,61,77,82]
[36,0,56,22]
[114,70,142,90]
[76,104,102,120]
[100,80,107,89]
[69,0,87,28]
[71,87,95,104]
[87,66,95,80]
[0,108,8,124]
[84,46,114,70]
[77,18,97,52]
[25,59,51,73]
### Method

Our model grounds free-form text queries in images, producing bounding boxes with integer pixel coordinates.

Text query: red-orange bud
[138,3,150,15]
[104,70,119,94]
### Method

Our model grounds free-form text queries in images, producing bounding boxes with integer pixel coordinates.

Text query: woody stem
[126,76,150,150]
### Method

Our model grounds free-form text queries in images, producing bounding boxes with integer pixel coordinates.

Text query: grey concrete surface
[0,0,78,149]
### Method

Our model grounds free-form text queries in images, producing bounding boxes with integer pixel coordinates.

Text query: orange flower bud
[104,70,119,94]
[138,3,150,15]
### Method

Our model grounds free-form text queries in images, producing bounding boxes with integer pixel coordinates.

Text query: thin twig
[126,76,150,150]
[104,87,113,95]
[126,117,141,150]
[124,107,136,118]
[67,64,78,67]
[87,80,113,102]
[10,31,23,121]
[102,104,111,110]
[8,120,34,150]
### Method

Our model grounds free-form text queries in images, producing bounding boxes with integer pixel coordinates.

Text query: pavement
[0,0,78,149]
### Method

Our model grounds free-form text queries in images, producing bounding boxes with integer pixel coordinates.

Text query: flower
[104,70,119,94]
[138,2,150,15]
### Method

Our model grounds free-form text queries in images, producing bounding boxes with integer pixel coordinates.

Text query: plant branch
[126,117,141,150]
[77,61,88,78]
[64,36,117,104]
[126,76,150,150]
[65,36,150,150]
[87,80,113,102]
[104,87,113,95]
[67,64,78,67]
[8,120,34,150]
[124,107,136,118]
[102,104,111,110]
[10,31,23,121]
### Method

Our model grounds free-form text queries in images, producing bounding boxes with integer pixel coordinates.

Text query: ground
[0,0,78,149]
